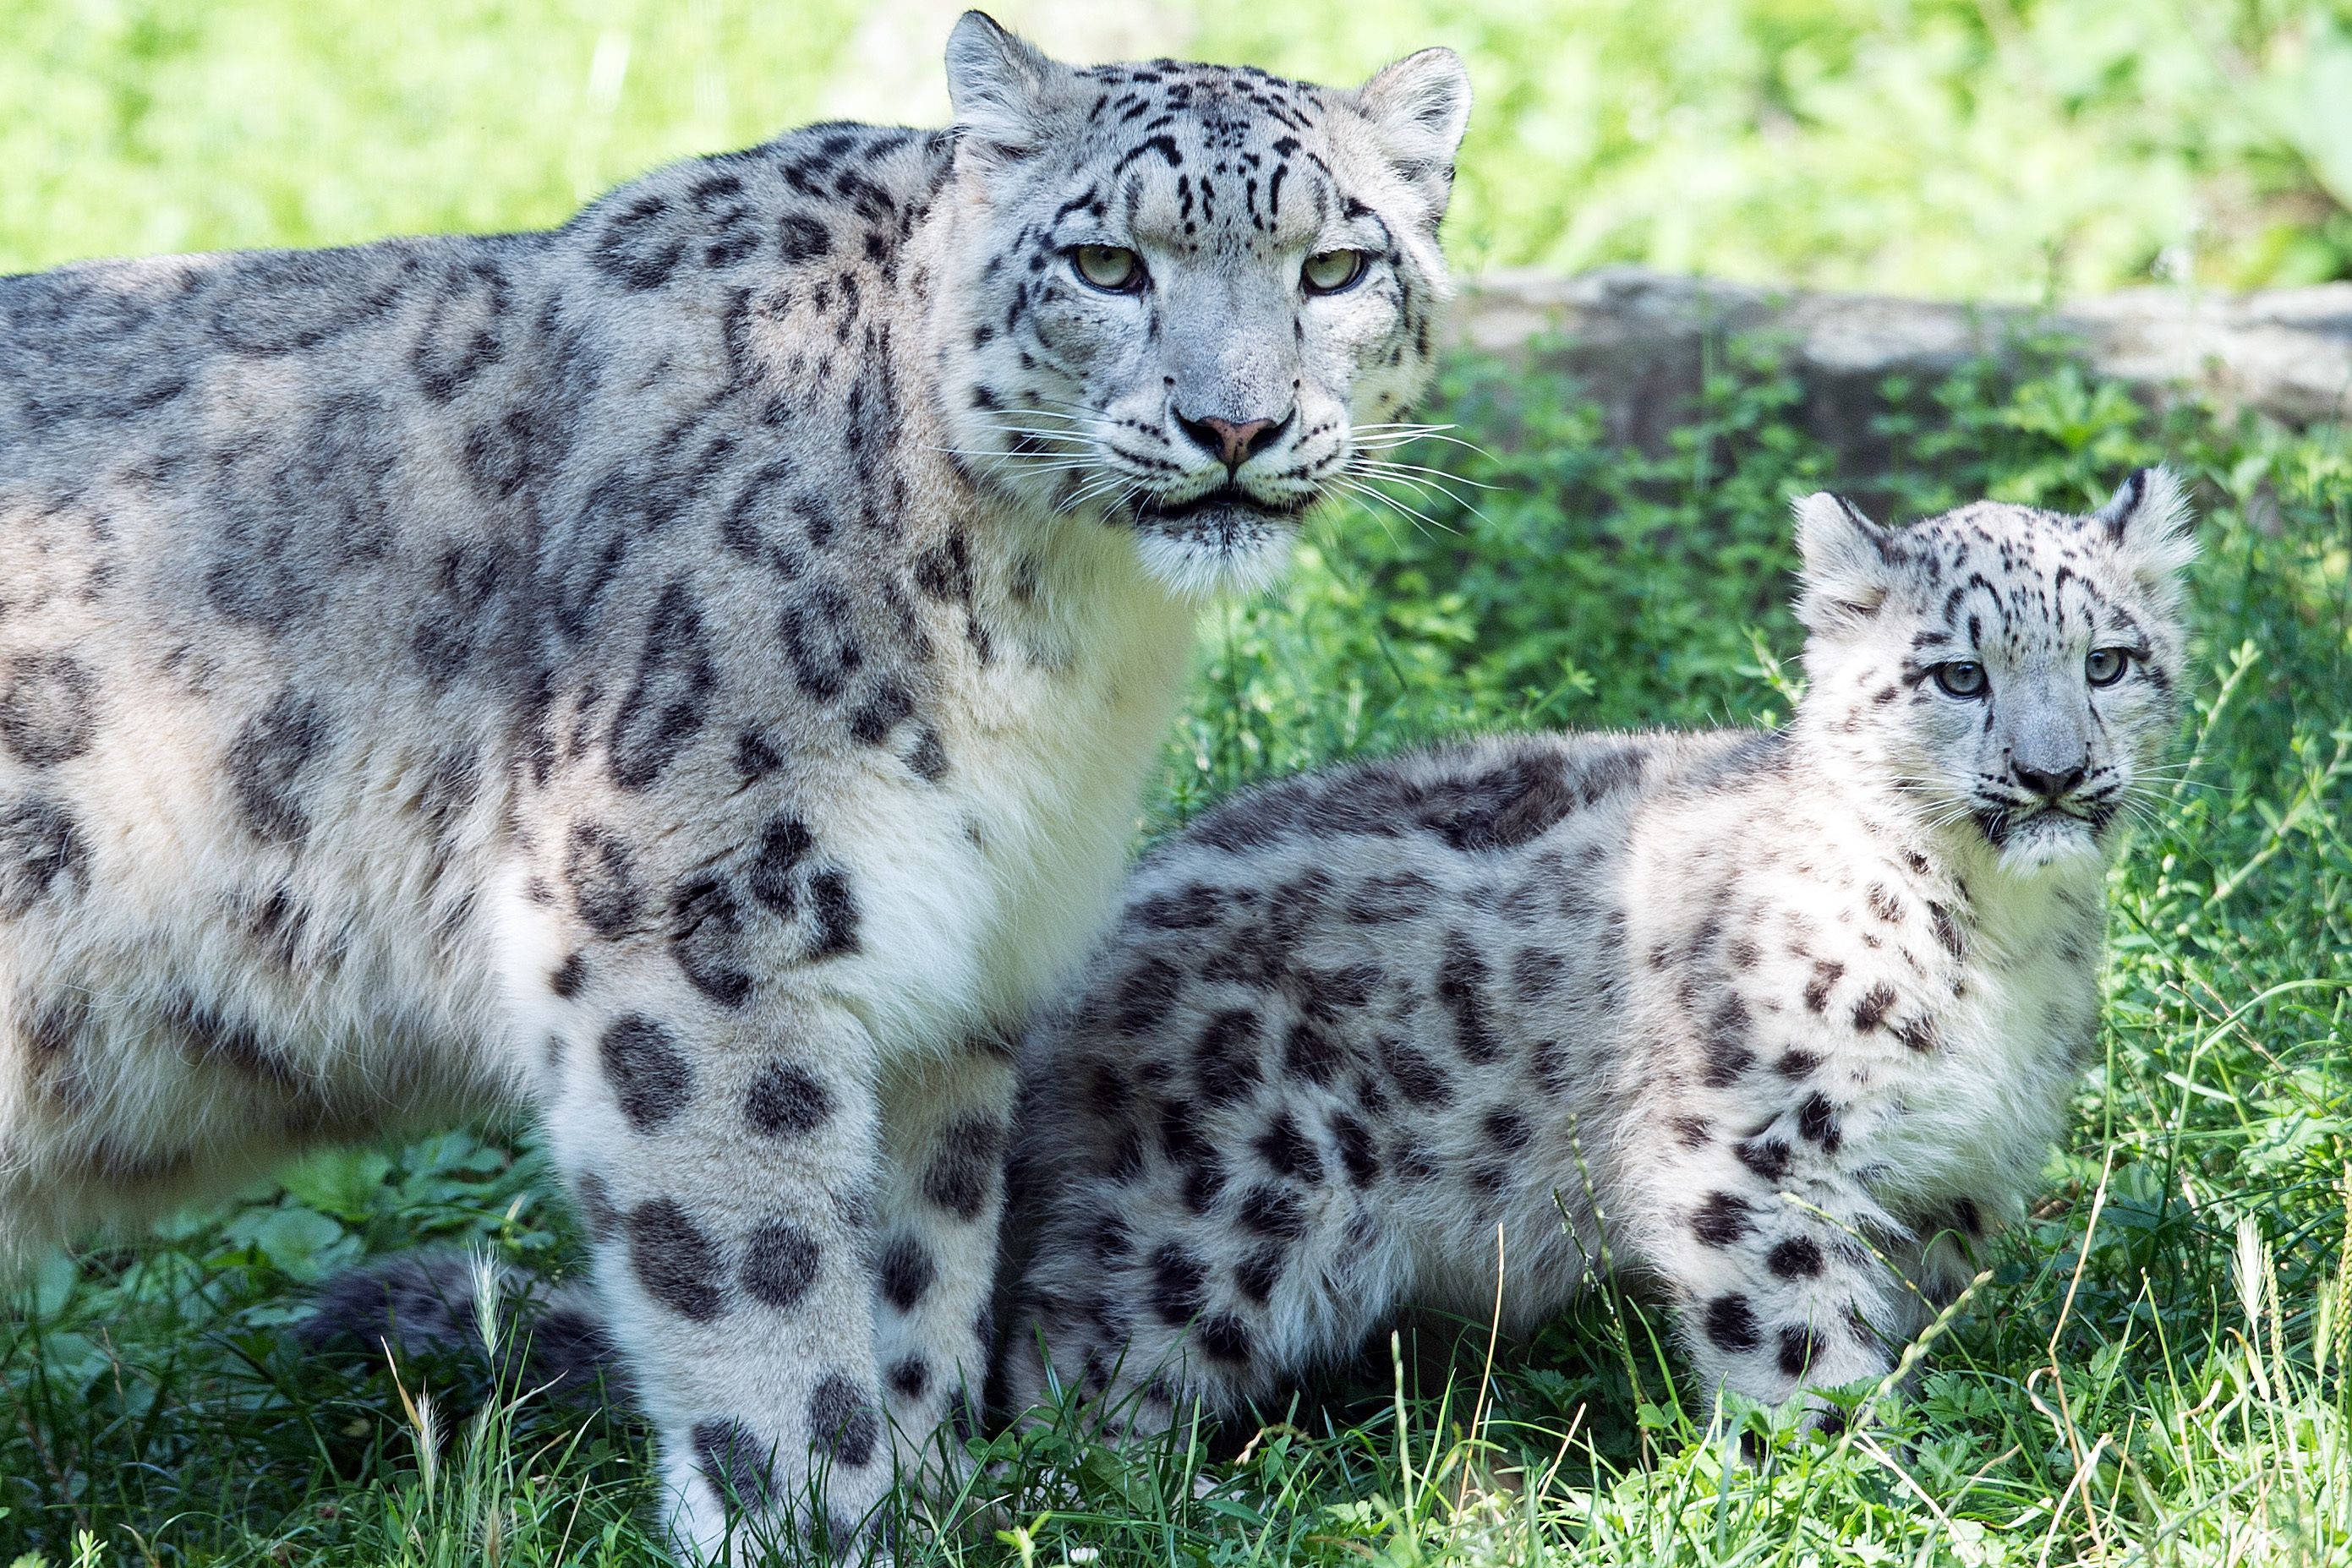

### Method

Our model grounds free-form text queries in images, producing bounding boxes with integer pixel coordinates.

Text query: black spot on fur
[1736,1137,1791,1182]
[1802,960,1845,1013]
[592,194,686,290]
[1110,958,1184,1036]
[1194,1008,1262,1106]
[1483,1107,1534,1152]
[778,582,863,701]
[626,1198,725,1321]
[874,1233,934,1312]
[1253,1109,1323,1183]
[598,1014,693,1132]
[1693,1190,1754,1246]
[736,729,782,779]
[549,952,586,998]
[1928,903,1965,960]
[1851,983,1897,1033]
[1235,1245,1285,1304]
[1380,1035,1453,1106]
[1237,1183,1305,1239]
[1704,1293,1761,1353]
[807,869,861,959]
[1436,934,1501,1063]
[692,1417,773,1503]
[1133,882,1225,929]
[1150,1243,1206,1325]
[670,873,752,1007]
[745,1060,833,1139]
[1768,1237,1824,1278]
[1332,1110,1381,1185]
[1344,870,1436,924]
[807,1374,880,1467]
[0,796,89,918]
[227,693,327,843]
[740,1219,822,1311]
[1797,1092,1842,1152]
[610,582,717,789]
[922,1117,1006,1221]
[1195,1311,1254,1365]
[1282,1019,1345,1085]
[0,654,96,768]
[886,1354,930,1401]
[1776,1325,1819,1378]
[746,816,814,917]
[1702,994,1755,1087]
[564,823,642,937]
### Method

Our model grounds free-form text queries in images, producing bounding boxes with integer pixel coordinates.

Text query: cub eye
[1933,660,1989,698]
[1070,245,1144,293]
[1302,249,1367,295]
[2086,647,2131,686]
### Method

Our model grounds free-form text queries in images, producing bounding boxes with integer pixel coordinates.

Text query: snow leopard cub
[1002,470,2194,1436]
[0,10,1469,1555]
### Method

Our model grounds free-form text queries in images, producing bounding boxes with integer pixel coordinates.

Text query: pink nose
[1177,410,1290,469]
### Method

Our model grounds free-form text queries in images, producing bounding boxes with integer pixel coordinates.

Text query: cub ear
[1792,491,1902,630]
[1354,48,1473,221]
[2088,466,2197,597]
[944,11,1060,161]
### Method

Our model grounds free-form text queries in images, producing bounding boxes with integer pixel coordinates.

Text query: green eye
[1302,249,1367,294]
[1934,660,1988,698]
[2086,647,2130,686]
[1070,245,1143,292]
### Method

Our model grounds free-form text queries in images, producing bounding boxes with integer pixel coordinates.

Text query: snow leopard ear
[1354,48,1474,221]
[2088,466,2197,599]
[945,11,1062,161]
[1793,491,1902,630]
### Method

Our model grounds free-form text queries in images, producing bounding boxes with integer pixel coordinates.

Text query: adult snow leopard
[0,10,1470,1554]
[998,472,2193,1438]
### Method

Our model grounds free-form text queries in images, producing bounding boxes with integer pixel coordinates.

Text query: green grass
[3,1,2350,295]
[3,336,2349,1566]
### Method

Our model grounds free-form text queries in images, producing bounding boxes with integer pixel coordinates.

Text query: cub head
[933,11,1471,593]
[1791,470,2196,874]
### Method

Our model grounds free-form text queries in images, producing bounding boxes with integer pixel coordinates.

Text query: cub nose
[1175,410,1293,470]
[2013,760,2087,800]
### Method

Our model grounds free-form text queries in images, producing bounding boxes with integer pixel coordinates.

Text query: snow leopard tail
[298,1250,631,1403]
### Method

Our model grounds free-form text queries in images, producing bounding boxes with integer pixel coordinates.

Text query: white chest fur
[1871,865,2106,1221]
[812,517,1199,1059]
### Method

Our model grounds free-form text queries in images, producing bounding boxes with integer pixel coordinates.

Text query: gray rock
[1453,266,2352,462]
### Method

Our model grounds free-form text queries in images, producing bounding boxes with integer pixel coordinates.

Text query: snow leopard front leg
[518,835,897,1560]
[869,1035,1017,1487]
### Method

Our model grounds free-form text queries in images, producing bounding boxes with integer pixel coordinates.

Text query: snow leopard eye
[1070,245,1144,293]
[2085,647,2131,686]
[1933,660,1988,698]
[1301,249,1367,295]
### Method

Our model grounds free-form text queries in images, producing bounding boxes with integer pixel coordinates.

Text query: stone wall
[1451,267,2352,467]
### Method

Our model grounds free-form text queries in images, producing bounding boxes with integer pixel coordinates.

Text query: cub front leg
[1637,1129,1916,1435]
[533,942,894,1560]
[869,1035,1017,1485]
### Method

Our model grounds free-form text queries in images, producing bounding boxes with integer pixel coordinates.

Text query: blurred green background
[5,0,2351,298]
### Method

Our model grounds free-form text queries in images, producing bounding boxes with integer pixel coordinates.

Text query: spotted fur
[0,11,1469,1555]
[998,473,2195,1439]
